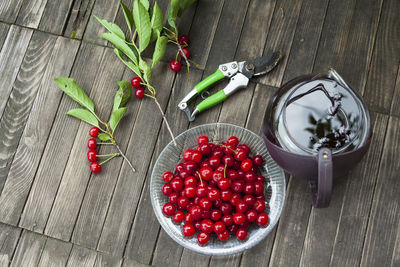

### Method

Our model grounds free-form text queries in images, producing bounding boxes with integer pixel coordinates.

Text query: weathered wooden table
[0,0,399,266]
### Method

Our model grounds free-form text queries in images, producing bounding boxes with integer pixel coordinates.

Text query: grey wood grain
[38,237,73,267]
[0,31,57,193]
[151,230,184,267]
[360,116,400,267]
[0,25,33,119]
[0,0,24,23]
[97,61,175,256]
[186,0,224,69]
[328,113,389,267]
[0,223,21,266]
[83,0,121,45]
[124,69,203,264]
[123,258,150,267]
[179,250,210,267]
[15,0,48,29]
[259,0,304,87]
[38,0,75,35]
[0,23,10,50]
[64,0,96,39]
[11,230,46,267]
[19,43,105,233]
[44,48,125,241]
[67,245,97,267]
[363,0,400,113]
[390,65,400,117]
[235,0,276,61]
[0,37,80,225]
[282,0,329,84]
[391,223,400,267]
[94,252,123,267]
[208,254,242,267]
[71,68,141,249]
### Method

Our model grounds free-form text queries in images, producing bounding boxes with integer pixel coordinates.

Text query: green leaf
[102,32,138,65]
[133,0,151,52]
[54,78,95,112]
[139,58,151,82]
[140,0,150,10]
[113,81,132,111]
[178,0,196,17]
[152,35,167,68]
[113,48,141,77]
[150,2,163,42]
[109,107,128,132]
[66,108,99,127]
[94,15,126,40]
[120,1,134,33]
[167,0,180,28]
[98,133,111,141]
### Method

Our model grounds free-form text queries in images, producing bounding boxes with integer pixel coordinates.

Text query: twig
[177,43,190,68]
[153,97,177,146]
[115,142,136,172]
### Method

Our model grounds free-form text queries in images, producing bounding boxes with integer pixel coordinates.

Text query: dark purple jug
[263,69,372,207]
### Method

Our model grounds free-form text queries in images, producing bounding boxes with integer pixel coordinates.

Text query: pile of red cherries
[161,135,269,245]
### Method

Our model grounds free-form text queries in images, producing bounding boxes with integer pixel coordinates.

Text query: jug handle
[309,148,332,208]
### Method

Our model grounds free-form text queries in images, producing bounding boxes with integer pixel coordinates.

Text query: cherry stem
[99,153,120,165]
[224,164,227,178]
[153,97,177,146]
[114,142,136,172]
[96,152,119,157]
[177,42,190,67]
[196,171,204,187]
[97,142,114,145]
[220,144,238,154]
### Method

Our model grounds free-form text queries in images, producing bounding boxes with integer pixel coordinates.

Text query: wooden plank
[19,43,105,233]
[83,0,121,45]
[0,0,24,23]
[235,0,276,61]
[38,237,73,267]
[179,250,210,267]
[390,65,400,116]
[151,230,184,267]
[258,0,303,87]
[11,230,46,267]
[391,223,400,267]
[97,61,175,256]
[0,31,57,193]
[38,0,75,35]
[124,69,203,264]
[0,25,33,119]
[282,0,329,84]
[44,48,125,241]
[0,37,80,225]
[0,223,22,266]
[94,252,122,267]
[360,116,400,267]
[363,0,400,113]
[64,0,97,39]
[328,113,388,267]
[66,245,97,267]
[208,254,242,267]
[186,0,224,69]
[123,258,150,267]
[0,23,10,50]
[71,68,142,249]
[15,0,48,29]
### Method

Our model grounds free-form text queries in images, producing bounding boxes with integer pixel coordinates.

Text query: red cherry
[199,198,212,210]
[236,228,248,240]
[184,213,193,223]
[222,155,234,167]
[170,59,182,72]
[191,151,202,163]
[183,149,194,161]
[246,210,258,222]
[207,188,220,201]
[212,148,224,158]
[243,195,256,206]
[227,170,238,180]
[244,171,256,183]
[222,214,234,226]
[239,144,250,154]
[221,189,233,201]
[212,171,224,184]
[241,159,253,172]
[197,232,210,245]
[218,230,230,241]
[178,34,190,46]
[90,162,101,173]
[89,127,99,137]
[231,180,245,193]
[222,143,235,155]
[254,181,264,195]
[220,202,233,215]
[88,138,97,149]
[176,163,184,173]
[135,87,145,99]
[228,224,239,234]
[184,186,196,198]
[234,148,247,161]
[210,209,222,221]
[227,136,239,146]
[173,211,184,223]
[197,135,209,145]
[200,219,214,233]
[218,178,231,190]
[199,143,211,155]
[208,156,221,169]
[178,196,189,209]
[163,171,174,182]
[196,186,208,198]
[169,192,179,204]
[256,175,265,183]
[254,199,266,212]
[201,209,211,219]
[236,200,248,213]
[199,166,213,180]
[253,155,264,166]
[87,149,98,162]
[233,213,246,225]
[130,76,142,88]
[184,176,197,187]
[179,47,190,59]
[194,221,202,231]
[183,223,196,237]
[162,183,174,196]
[189,205,202,220]
[257,212,269,226]
[244,183,255,195]
[214,198,222,208]
[256,194,265,201]
[171,178,184,192]
[162,203,175,216]
[184,161,198,174]
[213,221,226,234]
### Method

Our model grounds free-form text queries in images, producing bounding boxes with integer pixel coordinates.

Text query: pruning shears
[178,51,283,121]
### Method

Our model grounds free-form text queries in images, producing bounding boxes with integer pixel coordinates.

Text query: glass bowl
[150,123,286,255]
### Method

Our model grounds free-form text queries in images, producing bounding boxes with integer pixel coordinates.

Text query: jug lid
[274,69,369,155]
